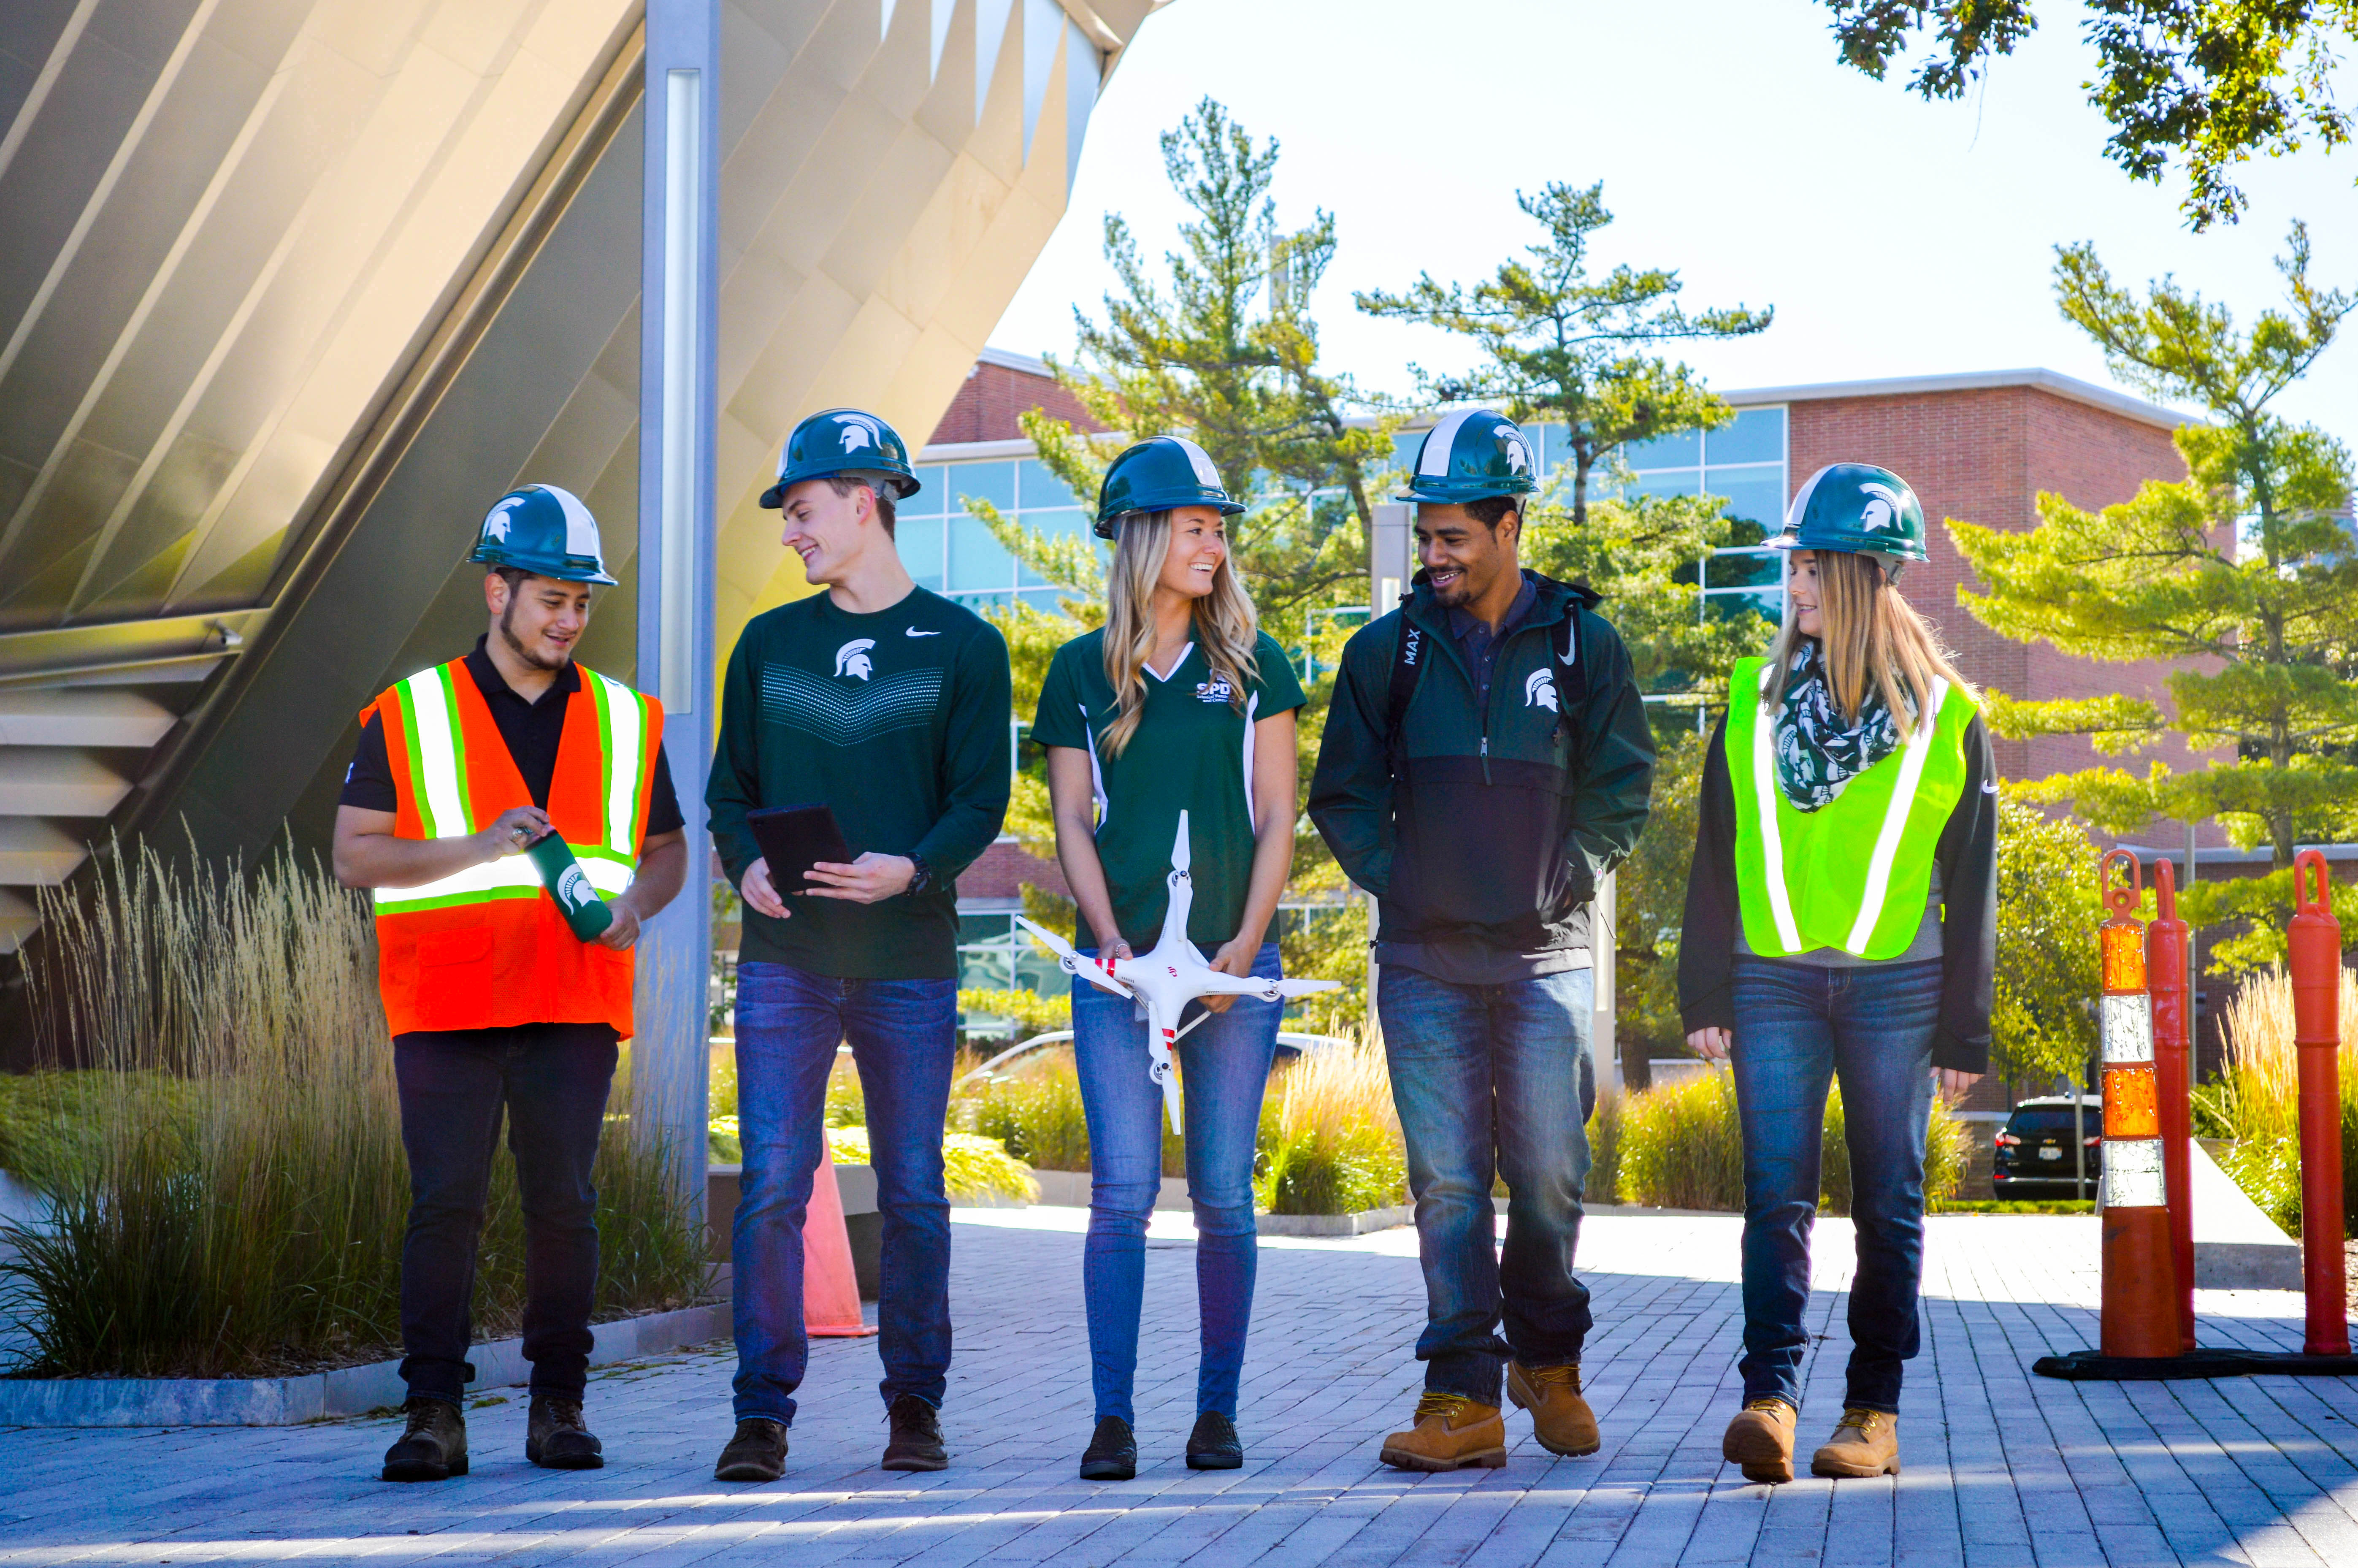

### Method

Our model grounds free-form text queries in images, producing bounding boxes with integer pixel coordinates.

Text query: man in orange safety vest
[333,484,688,1484]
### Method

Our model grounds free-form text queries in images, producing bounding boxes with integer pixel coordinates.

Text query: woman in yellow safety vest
[1676,463,1997,1487]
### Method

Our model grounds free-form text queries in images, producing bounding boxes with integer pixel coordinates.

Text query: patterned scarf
[1772,646,1907,812]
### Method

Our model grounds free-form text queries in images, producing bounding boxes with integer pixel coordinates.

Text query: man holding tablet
[707,408,1012,1482]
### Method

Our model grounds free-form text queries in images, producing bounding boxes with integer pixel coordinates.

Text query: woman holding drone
[1031,436,1305,1480]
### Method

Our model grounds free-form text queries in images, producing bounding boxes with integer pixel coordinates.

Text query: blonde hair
[1099,507,1259,758]
[1761,550,1974,723]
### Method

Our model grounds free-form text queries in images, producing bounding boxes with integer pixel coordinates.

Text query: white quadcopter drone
[1018,811,1341,1132]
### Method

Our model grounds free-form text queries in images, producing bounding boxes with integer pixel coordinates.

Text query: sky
[989,0,2358,433]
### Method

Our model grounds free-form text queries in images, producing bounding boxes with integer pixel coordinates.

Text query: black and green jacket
[1308,571,1656,965]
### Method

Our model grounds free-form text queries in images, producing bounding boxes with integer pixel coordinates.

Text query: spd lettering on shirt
[1194,677,1234,704]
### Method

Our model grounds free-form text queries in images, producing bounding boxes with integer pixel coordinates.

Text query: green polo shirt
[1032,628,1305,951]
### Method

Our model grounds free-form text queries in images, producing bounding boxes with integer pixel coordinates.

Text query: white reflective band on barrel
[2101,991,2154,1064]
[590,671,644,853]
[1749,666,1803,951]
[372,848,634,908]
[402,668,471,840]
[2101,1137,2167,1208]
[1843,679,1949,955]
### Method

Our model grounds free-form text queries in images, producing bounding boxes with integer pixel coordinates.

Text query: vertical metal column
[634,0,720,1222]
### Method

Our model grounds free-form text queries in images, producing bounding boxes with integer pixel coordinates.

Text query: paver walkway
[5,1208,2358,1566]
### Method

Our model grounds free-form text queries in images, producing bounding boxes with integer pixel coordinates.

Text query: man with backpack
[1309,409,1655,1471]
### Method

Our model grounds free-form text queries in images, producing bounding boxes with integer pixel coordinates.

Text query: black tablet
[746,804,855,896]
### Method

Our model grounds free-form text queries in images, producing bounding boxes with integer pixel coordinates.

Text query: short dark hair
[490,566,590,598]
[1465,495,1521,531]
[823,473,897,538]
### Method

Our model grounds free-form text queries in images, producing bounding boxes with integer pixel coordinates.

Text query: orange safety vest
[360,657,663,1038]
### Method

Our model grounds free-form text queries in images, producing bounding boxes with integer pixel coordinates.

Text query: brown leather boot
[1810,1408,1900,1478]
[1721,1397,1797,1483]
[381,1397,467,1482]
[1378,1392,1508,1472]
[1505,1361,1600,1457]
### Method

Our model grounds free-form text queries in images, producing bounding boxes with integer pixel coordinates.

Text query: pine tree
[1952,227,2358,965]
[1354,180,1772,525]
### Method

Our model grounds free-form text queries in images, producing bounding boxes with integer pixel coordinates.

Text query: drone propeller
[1014,915,1132,998]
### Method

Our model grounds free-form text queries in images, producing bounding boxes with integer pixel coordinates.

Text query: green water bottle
[525,831,614,941]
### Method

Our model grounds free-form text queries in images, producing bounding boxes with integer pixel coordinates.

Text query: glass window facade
[900,455,1098,610]
[1522,405,1790,623]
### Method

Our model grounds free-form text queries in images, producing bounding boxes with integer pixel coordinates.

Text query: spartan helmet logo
[834,638,877,680]
[1859,482,1908,534]
[556,864,594,913]
[1501,432,1533,475]
[1524,668,1558,712]
[837,414,881,455]
[482,495,525,543]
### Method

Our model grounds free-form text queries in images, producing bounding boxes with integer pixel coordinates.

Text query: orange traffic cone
[805,1140,877,1338]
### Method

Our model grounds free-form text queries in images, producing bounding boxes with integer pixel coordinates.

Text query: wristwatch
[904,852,933,896]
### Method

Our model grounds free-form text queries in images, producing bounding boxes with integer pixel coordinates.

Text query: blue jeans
[1378,963,1595,1405]
[730,961,957,1424]
[1730,956,1941,1414]
[1072,942,1281,1425]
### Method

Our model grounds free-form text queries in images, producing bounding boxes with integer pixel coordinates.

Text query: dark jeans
[1378,963,1595,1405]
[731,961,957,1425]
[1071,942,1281,1425]
[1729,956,1941,1414]
[393,1023,619,1405]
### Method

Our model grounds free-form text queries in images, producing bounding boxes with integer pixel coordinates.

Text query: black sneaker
[382,1397,468,1482]
[1186,1410,1242,1471]
[1080,1416,1137,1481]
[714,1418,789,1482]
[882,1394,948,1471]
[525,1393,604,1470]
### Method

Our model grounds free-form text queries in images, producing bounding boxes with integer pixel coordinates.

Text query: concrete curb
[1258,1205,1410,1237]
[1029,1168,1191,1211]
[2189,1141,2301,1289]
[0,1302,731,1429]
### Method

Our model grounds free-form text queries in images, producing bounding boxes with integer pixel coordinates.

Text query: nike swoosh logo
[905,628,940,637]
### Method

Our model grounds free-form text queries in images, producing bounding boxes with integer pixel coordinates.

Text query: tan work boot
[1506,1361,1600,1457]
[1377,1392,1508,1472]
[1720,1397,1798,1483]
[1810,1408,1900,1478]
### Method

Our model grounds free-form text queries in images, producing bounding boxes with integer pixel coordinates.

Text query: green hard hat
[1773,463,1929,580]
[1395,409,1538,504]
[760,408,921,509]
[1093,435,1244,538]
[466,484,616,584]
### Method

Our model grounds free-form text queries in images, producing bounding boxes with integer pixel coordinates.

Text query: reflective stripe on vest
[1725,655,1975,960]
[371,663,656,916]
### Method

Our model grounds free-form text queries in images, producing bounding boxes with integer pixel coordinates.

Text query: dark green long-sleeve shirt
[707,586,1012,979]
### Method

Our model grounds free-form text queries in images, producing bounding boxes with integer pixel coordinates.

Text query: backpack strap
[1384,617,1428,750]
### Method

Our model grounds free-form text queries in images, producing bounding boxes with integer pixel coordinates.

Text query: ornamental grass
[1256,1036,1407,1217]
[0,843,702,1380]
[2193,966,2358,1234]
[1612,1066,1965,1213]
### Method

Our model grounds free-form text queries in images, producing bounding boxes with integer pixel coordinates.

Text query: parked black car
[1992,1095,2104,1199]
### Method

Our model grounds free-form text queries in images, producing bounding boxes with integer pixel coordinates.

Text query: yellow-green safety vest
[1724,655,1975,960]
